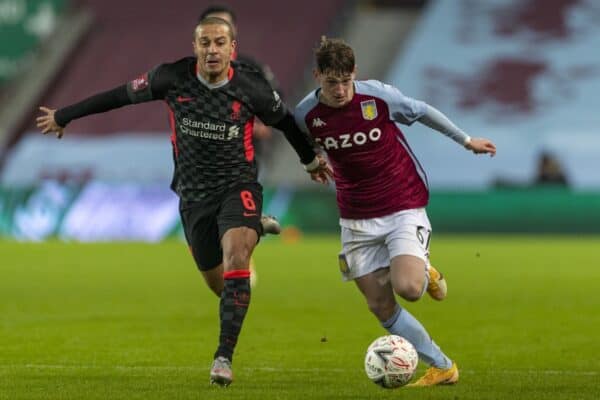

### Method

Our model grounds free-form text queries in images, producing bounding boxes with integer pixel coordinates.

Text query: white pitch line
[0,364,344,373]
[0,365,597,376]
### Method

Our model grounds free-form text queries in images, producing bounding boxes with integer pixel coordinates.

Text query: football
[364,335,419,388]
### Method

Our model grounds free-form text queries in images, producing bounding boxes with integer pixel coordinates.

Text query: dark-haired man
[198,5,285,285]
[37,18,332,387]
[200,5,281,165]
[295,37,496,387]
[199,5,280,93]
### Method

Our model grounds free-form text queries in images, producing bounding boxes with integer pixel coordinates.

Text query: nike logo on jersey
[312,117,326,128]
[176,96,195,103]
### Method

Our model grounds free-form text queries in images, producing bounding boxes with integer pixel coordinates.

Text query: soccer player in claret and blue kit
[294,37,497,387]
[36,18,332,387]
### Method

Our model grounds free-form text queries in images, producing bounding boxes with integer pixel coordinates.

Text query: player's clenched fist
[306,154,333,185]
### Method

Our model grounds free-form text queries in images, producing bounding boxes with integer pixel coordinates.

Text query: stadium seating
[385,0,600,189]
[0,0,350,241]
[32,0,348,135]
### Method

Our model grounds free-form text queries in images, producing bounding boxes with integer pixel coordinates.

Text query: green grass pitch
[1,236,599,399]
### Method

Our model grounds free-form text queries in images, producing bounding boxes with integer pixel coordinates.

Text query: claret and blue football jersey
[295,80,429,219]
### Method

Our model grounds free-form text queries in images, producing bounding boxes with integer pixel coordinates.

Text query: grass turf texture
[1,236,599,399]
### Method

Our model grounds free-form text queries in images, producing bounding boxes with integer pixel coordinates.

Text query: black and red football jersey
[127,57,286,202]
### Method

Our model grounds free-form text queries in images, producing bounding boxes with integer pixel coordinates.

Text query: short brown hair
[195,16,235,40]
[315,37,355,75]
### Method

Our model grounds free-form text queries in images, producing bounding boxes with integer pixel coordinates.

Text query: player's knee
[393,281,423,302]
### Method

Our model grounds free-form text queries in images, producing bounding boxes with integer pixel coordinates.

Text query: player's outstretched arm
[465,138,496,156]
[36,84,135,139]
[36,107,64,139]
[417,104,496,156]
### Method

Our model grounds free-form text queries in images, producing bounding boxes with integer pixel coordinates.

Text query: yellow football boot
[407,362,459,387]
[426,265,447,301]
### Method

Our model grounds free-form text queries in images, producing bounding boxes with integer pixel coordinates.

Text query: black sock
[214,269,251,362]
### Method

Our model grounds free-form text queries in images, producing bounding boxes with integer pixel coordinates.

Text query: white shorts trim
[338,208,431,281]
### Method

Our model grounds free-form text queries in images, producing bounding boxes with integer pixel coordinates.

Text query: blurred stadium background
[1,0,599,240]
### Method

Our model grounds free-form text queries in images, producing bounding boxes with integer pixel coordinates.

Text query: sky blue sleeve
[357,80,427,125]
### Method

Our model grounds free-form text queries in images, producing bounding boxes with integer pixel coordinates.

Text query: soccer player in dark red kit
[295,37,496,387]
[37,18,331,387]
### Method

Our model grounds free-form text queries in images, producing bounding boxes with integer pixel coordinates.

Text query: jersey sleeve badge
[131,73,149,92]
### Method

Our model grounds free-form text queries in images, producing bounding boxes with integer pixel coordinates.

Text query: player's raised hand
[465,138,496,156]
[307,154,333,185]
[36,106,65,139]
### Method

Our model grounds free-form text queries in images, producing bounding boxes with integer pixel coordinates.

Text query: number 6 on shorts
[240,190,256,211]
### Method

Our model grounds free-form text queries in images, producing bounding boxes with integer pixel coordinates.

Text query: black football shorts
[179,182,263,271]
